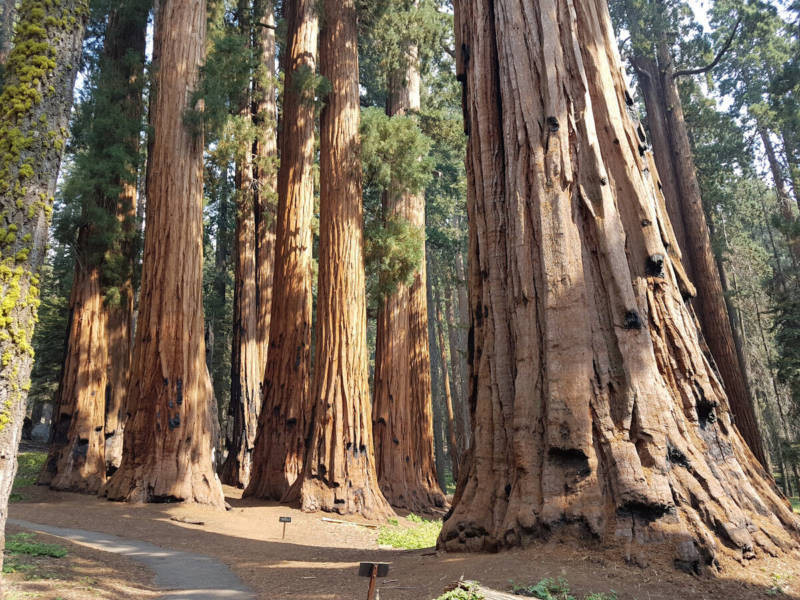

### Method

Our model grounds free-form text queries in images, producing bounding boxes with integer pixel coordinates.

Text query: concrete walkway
[8,518,256,600]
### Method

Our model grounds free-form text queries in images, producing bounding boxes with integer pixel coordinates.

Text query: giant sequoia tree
[103,0,225,507]
[40,0,148,493]
[245,0,317,501]
[441,0,798,570]
[372,10,445,512]
[0,0,87,569]
[286,0,393,519]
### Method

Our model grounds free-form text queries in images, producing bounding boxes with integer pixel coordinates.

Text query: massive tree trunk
[0,0,86,572]
[245,0,317,501]
[221,5,261,490]
[253,0,277,378]
[372,40,446,513]
[287,0,392,520]
[42,1,147,488]
[442,0,798,570]
[104,2,148,475]
[102,0,225,508]
[630,42,769,470]
[40,262,107,493]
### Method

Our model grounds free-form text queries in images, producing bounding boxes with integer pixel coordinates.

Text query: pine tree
[442,0,797,570]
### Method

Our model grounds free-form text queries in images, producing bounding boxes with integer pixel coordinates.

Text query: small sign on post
[279,516,291,540]
[358,562,389,600]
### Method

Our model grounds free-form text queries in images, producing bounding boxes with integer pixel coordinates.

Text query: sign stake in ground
[279,516,291,540]
[358,562,389,600]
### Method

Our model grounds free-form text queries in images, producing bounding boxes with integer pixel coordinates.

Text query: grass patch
[6,533,67,559]
[10,451,46,503]
[377,513,442,550]
[434,581,485,600]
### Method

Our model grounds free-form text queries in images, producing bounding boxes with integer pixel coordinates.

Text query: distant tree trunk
[372,41,445,513]
[453,249,471,448]
[0,0,86,572]
[102,0,224,507]
[253,0,277,377]
[443,0,797,567]
[631,40,769,469]
[427,275,448,492]
[781,131,800,211]
[433,284,459,482]
[444,285,467,455]
[40,262,107,493]
[761,128,800,264]
[221,4,261,490]
[287,0,392,519]
[245,0,317,501]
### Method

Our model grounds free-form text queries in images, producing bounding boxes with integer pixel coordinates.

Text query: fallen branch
[320,517,378,529]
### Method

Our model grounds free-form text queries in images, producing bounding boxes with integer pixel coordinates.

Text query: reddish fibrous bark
[286,0,393,520]
[442,0,798,571]
[631,40,768,469]
[102,0,224,508]
[245,0,317,502]
[372,43,446,514]
[40,264,108,493]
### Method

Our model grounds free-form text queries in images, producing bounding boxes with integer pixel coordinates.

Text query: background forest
[12,0,800,499]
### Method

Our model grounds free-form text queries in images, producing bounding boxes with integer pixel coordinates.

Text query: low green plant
[10,451,46,502]
[377,513,442,549]
[434,581,485,600]
[6,533,67,558]
[511,578,617,600]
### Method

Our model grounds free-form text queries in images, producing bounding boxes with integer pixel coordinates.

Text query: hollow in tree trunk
[102,0,224,507]
[442,0,798,570]
[245,0,317,501]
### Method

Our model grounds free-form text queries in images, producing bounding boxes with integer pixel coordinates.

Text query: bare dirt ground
[8,481,800,600]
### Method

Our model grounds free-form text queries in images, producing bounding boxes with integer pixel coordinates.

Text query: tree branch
[673,16,742,78]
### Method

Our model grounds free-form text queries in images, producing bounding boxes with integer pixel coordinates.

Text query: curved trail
[8,518,256,599]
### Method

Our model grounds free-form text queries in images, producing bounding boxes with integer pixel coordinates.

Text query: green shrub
[377,513,442,549]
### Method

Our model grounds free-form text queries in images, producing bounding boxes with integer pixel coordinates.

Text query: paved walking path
[8,518,257,600]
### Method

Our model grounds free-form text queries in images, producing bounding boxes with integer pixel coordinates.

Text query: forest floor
[7,450,800,600]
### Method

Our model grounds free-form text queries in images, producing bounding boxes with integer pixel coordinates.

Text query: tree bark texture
[0,0,86,573]
[253,0,277,378]
[221,7,261,490]
[631,42,769,469]
[372,44,446,513]
[287,0,393,520]
[245,0,317,501]
[39,262,107,493]
[102,0,225,507]
[443,0,798,570]
[0,0,15,68]
[434,285,460,482]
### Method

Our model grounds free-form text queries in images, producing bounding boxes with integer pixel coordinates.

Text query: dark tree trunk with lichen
[0,0,15,73]
[0,0,87,573]
[102,0,225,508]
[40,0,147,491]
[442,0,798,570]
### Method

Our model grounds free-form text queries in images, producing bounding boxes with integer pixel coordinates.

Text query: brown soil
[3,524,158,599]
[9,483,800,599]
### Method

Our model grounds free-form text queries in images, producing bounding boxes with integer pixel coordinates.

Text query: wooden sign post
[279,516,291,540]
[358,562,389,600]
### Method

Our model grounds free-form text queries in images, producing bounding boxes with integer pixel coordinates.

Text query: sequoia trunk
[245,0,317,501]
[0,0,86,572]
[102,0,225,507]
[288,0,393,519]
[442,0,797,569]
[631,42,768,469]
[372,40,446,513]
